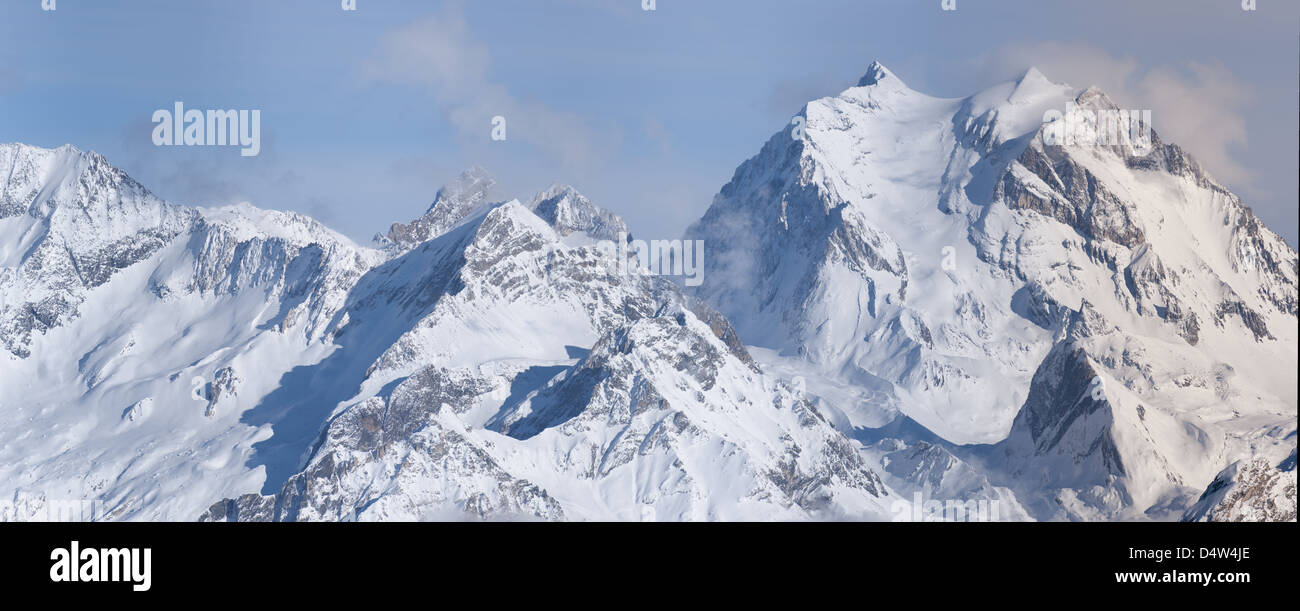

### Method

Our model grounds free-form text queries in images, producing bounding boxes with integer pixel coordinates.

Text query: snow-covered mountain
[0,144,894,521]
[0,143,380,520]
[1182,447,1296,522]
[0,62,1294,523]
[686,62,1296,520]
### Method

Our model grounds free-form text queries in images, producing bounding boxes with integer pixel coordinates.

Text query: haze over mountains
[1,63,1294,522]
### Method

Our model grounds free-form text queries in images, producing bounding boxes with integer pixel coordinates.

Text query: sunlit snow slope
[1,63,1294,522]
[0,145,896,521]
[686,62,1296,520]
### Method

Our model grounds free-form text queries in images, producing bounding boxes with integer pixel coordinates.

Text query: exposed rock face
[200,367,566,522]
[197,196,892,521]
[380,166,497,251]
[0,144,196,358]
[685,63,1297,520]
[203,366,239,417]
[528,184,629,242]
[2,62,1295,524]
[482,303,887,519]
[1183,451,1298,522]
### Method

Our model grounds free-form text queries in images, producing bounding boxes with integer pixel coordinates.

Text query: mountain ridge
[1,61,1295,522]
[686,62,1296,520]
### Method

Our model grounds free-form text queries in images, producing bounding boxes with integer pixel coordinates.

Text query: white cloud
[980,42,1256,187]
[360,6,607,173]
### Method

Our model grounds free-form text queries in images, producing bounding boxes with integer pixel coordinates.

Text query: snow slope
[1,62,1294,522]
[685,62,1297,520]
[1,148,897,521]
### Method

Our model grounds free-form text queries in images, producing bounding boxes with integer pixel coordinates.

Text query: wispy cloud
[359,5,609,174]
[980,42,1255,188]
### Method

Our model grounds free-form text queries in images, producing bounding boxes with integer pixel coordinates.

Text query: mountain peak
[856,60,898,87]
[0,142,104,170]
[2,141,79,155]
[431,166,496,211]
[688,62,1297,519]
[1016,66,1053,88]
[529,183,629,241]
[1075,86,1121,111]
[1006,65,1069,105]
[534,183,581,203]
[382,167,499,250]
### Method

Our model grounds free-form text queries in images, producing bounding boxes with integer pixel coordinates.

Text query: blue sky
[2,0,1296,245]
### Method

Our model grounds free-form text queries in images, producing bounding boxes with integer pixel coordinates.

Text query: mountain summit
[686,63,1296,520]
[0,146,895,521]
[857,60,897,87]
[1,63,1294,522]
